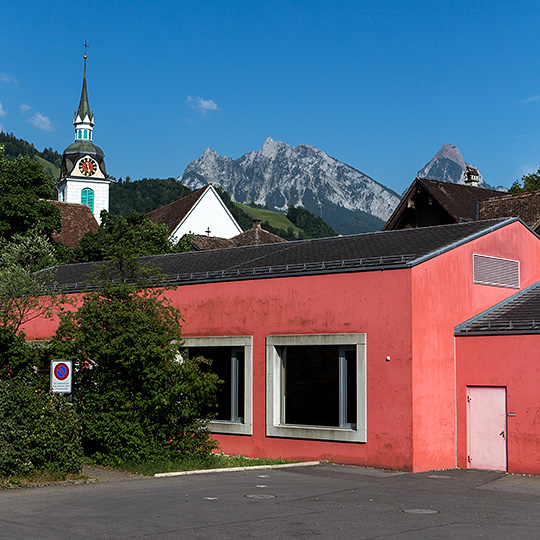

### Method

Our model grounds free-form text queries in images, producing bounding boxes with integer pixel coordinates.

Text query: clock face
[79,157,98,176]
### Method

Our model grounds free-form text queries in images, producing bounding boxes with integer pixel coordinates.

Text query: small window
[81,188,94,213]
[182,336,252,435]
[267,334,366,443]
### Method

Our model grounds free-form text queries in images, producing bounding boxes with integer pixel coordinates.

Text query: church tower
[58,47,110,222]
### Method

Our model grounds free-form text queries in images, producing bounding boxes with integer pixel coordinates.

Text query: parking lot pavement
[2,464,540,539]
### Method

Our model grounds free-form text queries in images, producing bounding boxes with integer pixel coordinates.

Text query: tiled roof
[46,218,513,292]
[415,178,504,221]
[456,280,540,335]
[147,186,207,234]
[479,191,540,231]
[383,177,505,230]
[192,235,236,250]
[233,224,286,247]
[191,221,286,251]
[50,201,98,247]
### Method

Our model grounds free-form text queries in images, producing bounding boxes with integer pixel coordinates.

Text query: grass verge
[115,453,291,476]
[0,470,87,489]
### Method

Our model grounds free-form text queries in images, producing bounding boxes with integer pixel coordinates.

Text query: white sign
[50,360,72,394]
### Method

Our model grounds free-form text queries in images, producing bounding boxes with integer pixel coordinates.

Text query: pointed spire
[77,52,91,120]
[73,41,94,141]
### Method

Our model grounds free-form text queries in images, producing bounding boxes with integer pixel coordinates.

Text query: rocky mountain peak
[180,139,400,234]
[418,143,488,187]
[436,143,466,167]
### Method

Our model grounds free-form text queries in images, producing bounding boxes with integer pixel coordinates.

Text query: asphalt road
[1,464,540,539]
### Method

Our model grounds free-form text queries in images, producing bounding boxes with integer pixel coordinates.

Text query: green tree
[0,230,63,334]
[0,148,61,240]
[51,279,220,466]
[76,210,192,263]
[509,167,540,193]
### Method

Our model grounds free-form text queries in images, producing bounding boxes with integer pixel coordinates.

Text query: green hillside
[34,155,61,181]
[0,132,61,180]
[234,203,303,236]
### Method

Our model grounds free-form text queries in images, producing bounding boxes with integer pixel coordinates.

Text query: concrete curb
[154,460,324,478]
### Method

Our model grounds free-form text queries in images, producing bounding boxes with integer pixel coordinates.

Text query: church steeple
[73,43,95,142]
[58,43,111,223]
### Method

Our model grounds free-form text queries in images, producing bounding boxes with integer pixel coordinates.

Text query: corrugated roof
[456,280,540,335]
[45,218,514,292]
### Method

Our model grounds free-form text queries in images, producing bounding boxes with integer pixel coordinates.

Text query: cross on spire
[82,39,89,58]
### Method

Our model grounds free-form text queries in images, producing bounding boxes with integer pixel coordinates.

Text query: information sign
[50,360,72,394]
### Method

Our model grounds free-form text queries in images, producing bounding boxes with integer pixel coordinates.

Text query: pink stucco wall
[456,335,540,475]
[22,221,540,472]
[410,221,540,472]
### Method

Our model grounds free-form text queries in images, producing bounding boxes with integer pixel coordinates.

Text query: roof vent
[473,254,520,289]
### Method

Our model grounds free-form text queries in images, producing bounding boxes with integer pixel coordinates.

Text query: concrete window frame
[182,336,253,436]
[266,333,367,443]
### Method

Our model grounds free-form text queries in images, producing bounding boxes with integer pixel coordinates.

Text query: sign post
[50,360,72,394]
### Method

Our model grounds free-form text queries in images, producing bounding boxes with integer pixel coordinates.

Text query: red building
[456,280,540,474]
[24,218,540,472]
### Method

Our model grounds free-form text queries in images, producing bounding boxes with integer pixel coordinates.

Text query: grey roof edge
[46,255,418,295]
[455,279,540,336]
[44,218,525,295]
[410,217,521,268]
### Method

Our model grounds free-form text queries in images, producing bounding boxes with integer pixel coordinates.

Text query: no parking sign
[50,360,72,394]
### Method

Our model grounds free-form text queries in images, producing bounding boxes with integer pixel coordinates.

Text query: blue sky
[2,0,540,194]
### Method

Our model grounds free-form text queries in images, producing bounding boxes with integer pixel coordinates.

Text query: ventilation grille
[473,254,520,289]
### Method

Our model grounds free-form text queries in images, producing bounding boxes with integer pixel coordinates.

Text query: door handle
[500,431,505,439]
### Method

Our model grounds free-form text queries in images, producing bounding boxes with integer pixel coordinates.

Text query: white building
[147,184,243,241]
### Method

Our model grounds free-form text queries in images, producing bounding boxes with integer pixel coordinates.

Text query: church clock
[79,156,98,176]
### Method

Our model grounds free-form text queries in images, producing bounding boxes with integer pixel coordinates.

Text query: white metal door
[467,386,507,471]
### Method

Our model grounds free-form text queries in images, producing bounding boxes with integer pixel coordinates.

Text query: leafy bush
[0,379,82,479]
[52,282,220,467]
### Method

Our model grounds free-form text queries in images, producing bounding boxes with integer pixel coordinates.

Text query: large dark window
[189,346,244,423]
[278,345,356,428]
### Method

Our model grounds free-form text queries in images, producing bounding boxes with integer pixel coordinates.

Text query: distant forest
[110,177,193,216]
[0,132,62,182]
[0,132,62,166]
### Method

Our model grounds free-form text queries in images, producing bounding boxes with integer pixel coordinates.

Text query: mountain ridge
[180,137,400,234]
